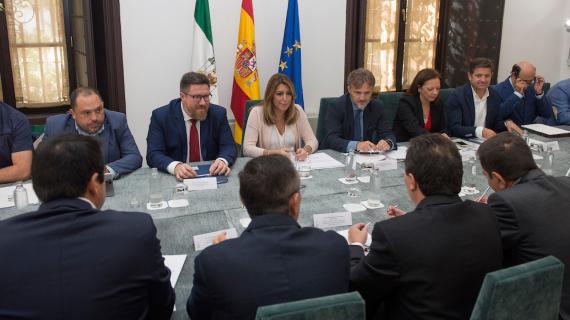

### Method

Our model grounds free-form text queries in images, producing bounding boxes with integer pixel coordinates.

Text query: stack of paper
[522,124,570,137]
[386,146,407,160]
[306,153,344,170]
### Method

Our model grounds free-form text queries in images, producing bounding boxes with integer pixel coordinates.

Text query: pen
[365,222,371,229]
[477,186,491,202]
[195,173,211,178]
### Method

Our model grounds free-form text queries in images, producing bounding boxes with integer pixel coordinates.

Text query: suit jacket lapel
[344,94,354,139]
[98,114,112,163]
[200,114,210,160]
[464,85,476,126]
[173,101,188,162]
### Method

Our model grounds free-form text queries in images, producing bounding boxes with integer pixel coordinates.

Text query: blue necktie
[353,109,362,141]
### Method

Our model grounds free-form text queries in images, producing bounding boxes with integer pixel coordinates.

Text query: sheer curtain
[364,0,399,92]
[364,0,440,92]
[402,0,439,89]
[5,0,70,108]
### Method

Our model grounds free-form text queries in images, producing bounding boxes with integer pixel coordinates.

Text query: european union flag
[278,0,304,108]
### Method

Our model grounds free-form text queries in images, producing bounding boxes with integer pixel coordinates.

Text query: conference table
[1,131,570,319]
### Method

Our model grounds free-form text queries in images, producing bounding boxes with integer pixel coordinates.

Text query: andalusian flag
[230,0,260,144]
[191,0,218,103]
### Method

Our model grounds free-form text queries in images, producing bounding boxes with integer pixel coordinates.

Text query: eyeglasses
[181,91,212,102]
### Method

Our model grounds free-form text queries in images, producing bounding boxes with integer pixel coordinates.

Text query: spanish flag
[230,0,260,145]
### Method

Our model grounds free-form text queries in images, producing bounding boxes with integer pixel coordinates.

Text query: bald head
[511,60,536,82]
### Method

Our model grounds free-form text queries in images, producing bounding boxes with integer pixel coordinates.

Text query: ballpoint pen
[477,186,491,202]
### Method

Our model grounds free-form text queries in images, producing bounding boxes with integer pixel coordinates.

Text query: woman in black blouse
[393,68,448,142]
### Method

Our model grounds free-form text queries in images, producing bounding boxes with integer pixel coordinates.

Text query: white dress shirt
[472,87,489,138]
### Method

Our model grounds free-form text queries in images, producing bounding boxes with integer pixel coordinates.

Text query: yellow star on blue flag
[278,0,304,108]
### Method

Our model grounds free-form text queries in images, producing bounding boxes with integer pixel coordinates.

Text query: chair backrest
[241,99,263,148]
[255,292,365,320]
[438,87,455,105]
[543,82,551,95]
[377,91,403,126]
[470,255,564,320]
[316,97,337,149]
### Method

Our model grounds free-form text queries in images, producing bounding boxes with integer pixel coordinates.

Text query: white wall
[120,0,346,160]
[498,0,570,83]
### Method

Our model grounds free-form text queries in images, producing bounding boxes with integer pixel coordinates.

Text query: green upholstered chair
[255,292,365,320]
[241,99,263,149]
[470,255,564,320]
[316,97,337,149]
[377,91,403,127]
[438,88,455,105]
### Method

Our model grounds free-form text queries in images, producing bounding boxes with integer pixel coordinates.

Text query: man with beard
[146,72,236,180]
[324,68,396,152]
[44,87,142,179]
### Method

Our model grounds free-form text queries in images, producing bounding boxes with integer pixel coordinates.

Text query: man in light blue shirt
[547,77,570,125]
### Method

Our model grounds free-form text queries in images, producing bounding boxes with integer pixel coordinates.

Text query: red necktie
[189,119,200,162]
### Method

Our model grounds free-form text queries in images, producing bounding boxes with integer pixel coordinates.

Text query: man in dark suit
[478,132,570,320]
[187,155,350,319]
[348,134,502,319]
[146,71,236,180]
[324,68,396,152]
[0,134,175,319]
[493,61,553,125]
[44,87,142,179]
[0,101,32,183]
[446,57,512,139]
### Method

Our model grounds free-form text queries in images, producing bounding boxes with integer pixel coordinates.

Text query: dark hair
[180,71,210,92]
[405,134,462,196]
[477,132,538,181]
[405,68,442,96]
[262,73,298,125]
[347,68,376,88]
[511,64,521,78]
[469,57,495,74]
[239,155,300,217]
[70,87,103,109]
[33,134,104,202]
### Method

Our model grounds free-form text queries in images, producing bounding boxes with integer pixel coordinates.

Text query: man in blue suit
[186,155,349,319]
[548,77,570,125]
[44,87,142,179]
[446,57,511,139]
[493,61,553,125]
[146,72,236,180]
[324,68,396,152]
[0,134,175,319]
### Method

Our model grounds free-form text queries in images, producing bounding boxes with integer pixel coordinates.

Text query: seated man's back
[0,201,174,319]
[187,155,349,319]
[478,132,570,319]
[348,134,502,319]
[0,134,174,320]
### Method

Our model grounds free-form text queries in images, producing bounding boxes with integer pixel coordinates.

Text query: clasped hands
[356,139,391,152]
[174,158,230,181]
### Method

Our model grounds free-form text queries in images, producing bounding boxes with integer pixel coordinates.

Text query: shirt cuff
[347,141,358,153]
[105,165,117,179]
[514,91,523,99]
[475,126,484,139]
[350,242,366,250]
[536,92,544,99]
[167,161,182,175]
[386,139,395,150]
[216,158,229,166]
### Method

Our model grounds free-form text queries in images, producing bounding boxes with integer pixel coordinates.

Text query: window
[364,0,441,92]
[4,0,70,108]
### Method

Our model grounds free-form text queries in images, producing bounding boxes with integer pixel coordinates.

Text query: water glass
[297,160,311,178]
